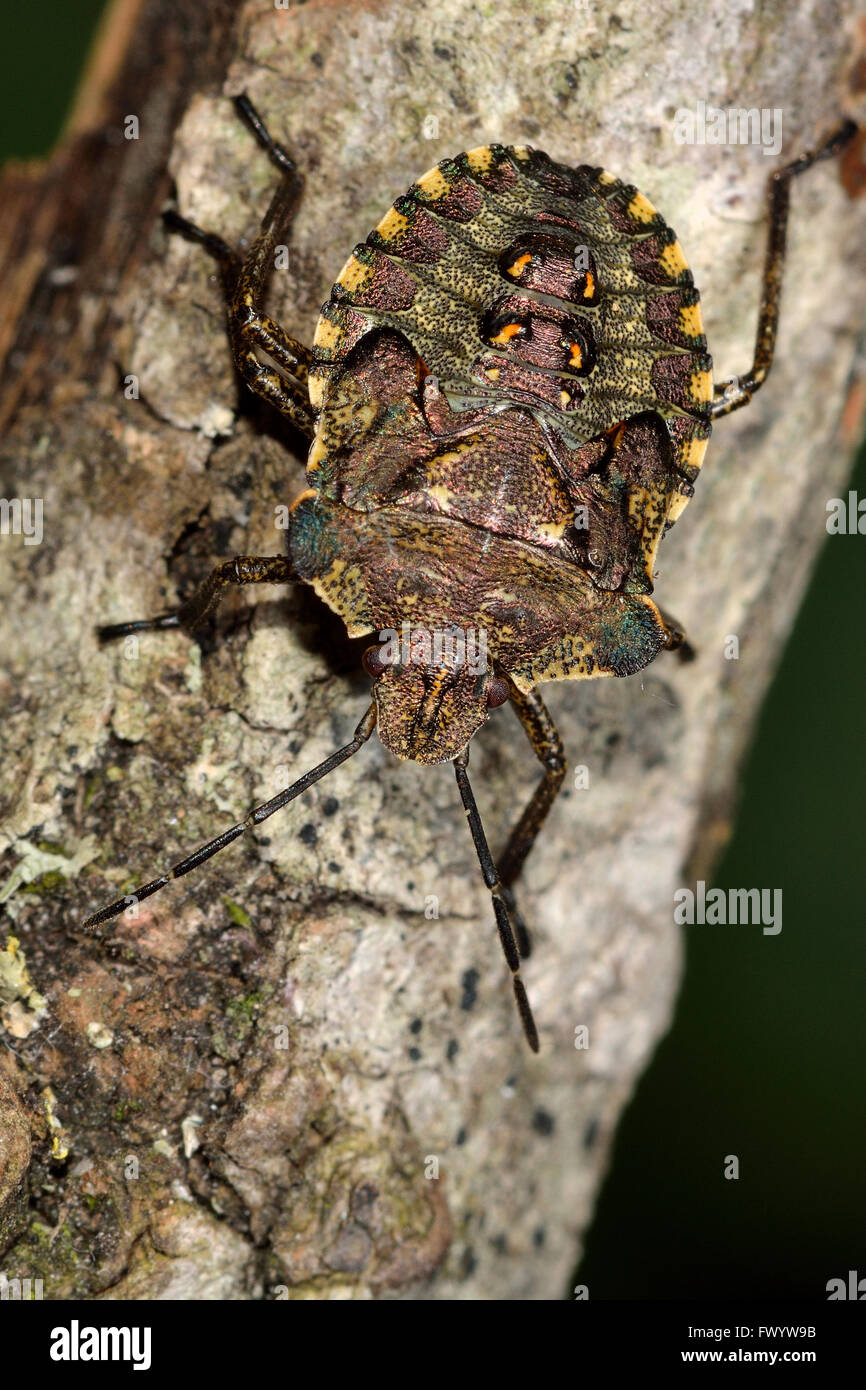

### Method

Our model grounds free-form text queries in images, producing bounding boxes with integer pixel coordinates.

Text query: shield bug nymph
[82,95,859,1051]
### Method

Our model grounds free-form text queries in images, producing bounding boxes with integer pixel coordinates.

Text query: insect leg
[163,94,314,437]
[710,118,858,420]
[163,204,313,436]
[161,210,239,281]
[227,95,315,435]
[97,554,294,640]
[495,684,566,960]
[453,747,539,1052]
[81,702,377,933]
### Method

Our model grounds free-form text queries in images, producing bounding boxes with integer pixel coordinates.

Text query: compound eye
[362,645,391,679]
[486,676,511,708]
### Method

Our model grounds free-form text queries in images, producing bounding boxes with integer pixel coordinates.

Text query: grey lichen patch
[85,1020,115,1050]
[240,624,324,732]
[110,691,154,745]
[97,1205,258,1301]
[184,643,203,695]
[183,726,248,816]
[181,1113,203,1158]
[0,839,100,912]
[0,934,48,1038]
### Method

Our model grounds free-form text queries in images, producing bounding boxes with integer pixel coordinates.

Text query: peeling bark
[0,0,864,1300]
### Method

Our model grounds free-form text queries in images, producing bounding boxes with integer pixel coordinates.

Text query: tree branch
[0,0,864,1299]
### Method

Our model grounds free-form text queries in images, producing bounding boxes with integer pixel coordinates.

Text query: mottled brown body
[291,143,714,762]
[290,331,674,762]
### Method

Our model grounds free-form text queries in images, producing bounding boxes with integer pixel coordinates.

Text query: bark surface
[0,0,864,1299]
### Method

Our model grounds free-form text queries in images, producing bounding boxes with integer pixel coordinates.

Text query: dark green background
[3,4,863,1301]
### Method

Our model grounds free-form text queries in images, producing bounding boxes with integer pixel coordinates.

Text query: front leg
[98,555,294,640]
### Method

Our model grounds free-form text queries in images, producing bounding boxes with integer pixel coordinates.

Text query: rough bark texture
[0,0,864,1300]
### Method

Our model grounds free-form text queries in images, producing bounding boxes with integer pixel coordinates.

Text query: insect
[82,96,858,1050]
